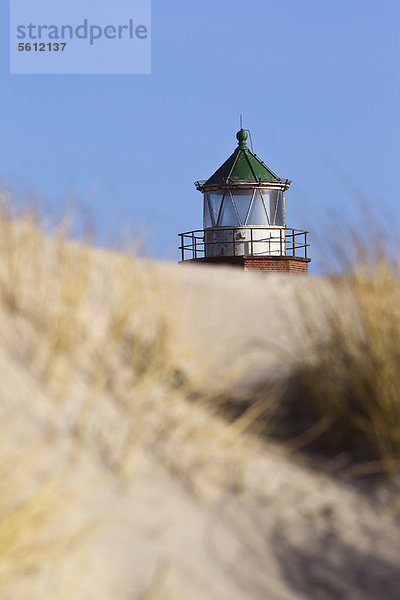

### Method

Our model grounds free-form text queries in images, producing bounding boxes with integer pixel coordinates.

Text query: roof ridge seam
[244,148,259,181]
[227,148,240,180]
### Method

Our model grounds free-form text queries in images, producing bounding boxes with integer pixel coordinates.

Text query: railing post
[293,229,296,257]
[233,228,236,256]
[280,228,283,256]
[305,232,308,260]
[250,227,253,257]
[192,232,195,260]
[180,234,184,262]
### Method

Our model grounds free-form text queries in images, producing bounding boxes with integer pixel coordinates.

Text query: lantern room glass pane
[231,190,254,226]
[218,192,240,226]
[269,190,284,226]
[247,191,269,225]
[203,198,212,228]
[203,191,223,228]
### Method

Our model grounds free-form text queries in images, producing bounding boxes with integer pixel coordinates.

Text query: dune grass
[0,199,246,595]
[279,242,400,474]
[0,449,92,597]
[0,195,399,595]
[0,201,168,594]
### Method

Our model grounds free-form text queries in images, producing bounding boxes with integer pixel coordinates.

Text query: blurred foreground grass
[285,245,400,474]
[0,197,399,596]
[0,198,258,596]
[0,199,180,596]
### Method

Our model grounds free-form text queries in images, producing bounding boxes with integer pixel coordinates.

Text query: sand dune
[0,216,399,599]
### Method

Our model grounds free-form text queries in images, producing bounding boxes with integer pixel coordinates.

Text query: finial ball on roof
[236,129,248,143]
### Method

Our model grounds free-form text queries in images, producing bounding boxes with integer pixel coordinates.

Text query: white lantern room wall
[203,187,286,258]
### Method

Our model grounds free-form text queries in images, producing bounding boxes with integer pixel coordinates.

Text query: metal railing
[179,227,309,261]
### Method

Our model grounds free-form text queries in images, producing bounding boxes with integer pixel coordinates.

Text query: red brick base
[180,256,310,274]
[243,257,309,274]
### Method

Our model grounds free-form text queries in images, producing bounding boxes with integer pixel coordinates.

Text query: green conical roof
[203,129,280,187]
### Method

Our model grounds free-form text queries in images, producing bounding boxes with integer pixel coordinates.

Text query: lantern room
[179,127,310,274]
[200,129,287,230]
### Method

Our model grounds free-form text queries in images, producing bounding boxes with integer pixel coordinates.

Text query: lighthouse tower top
[178,125,310,273]
[196,129,291,192]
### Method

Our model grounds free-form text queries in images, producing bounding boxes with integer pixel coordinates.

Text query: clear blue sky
[1,0,400,270]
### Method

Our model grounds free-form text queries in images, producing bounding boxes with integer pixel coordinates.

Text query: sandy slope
[0,221,399,599]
